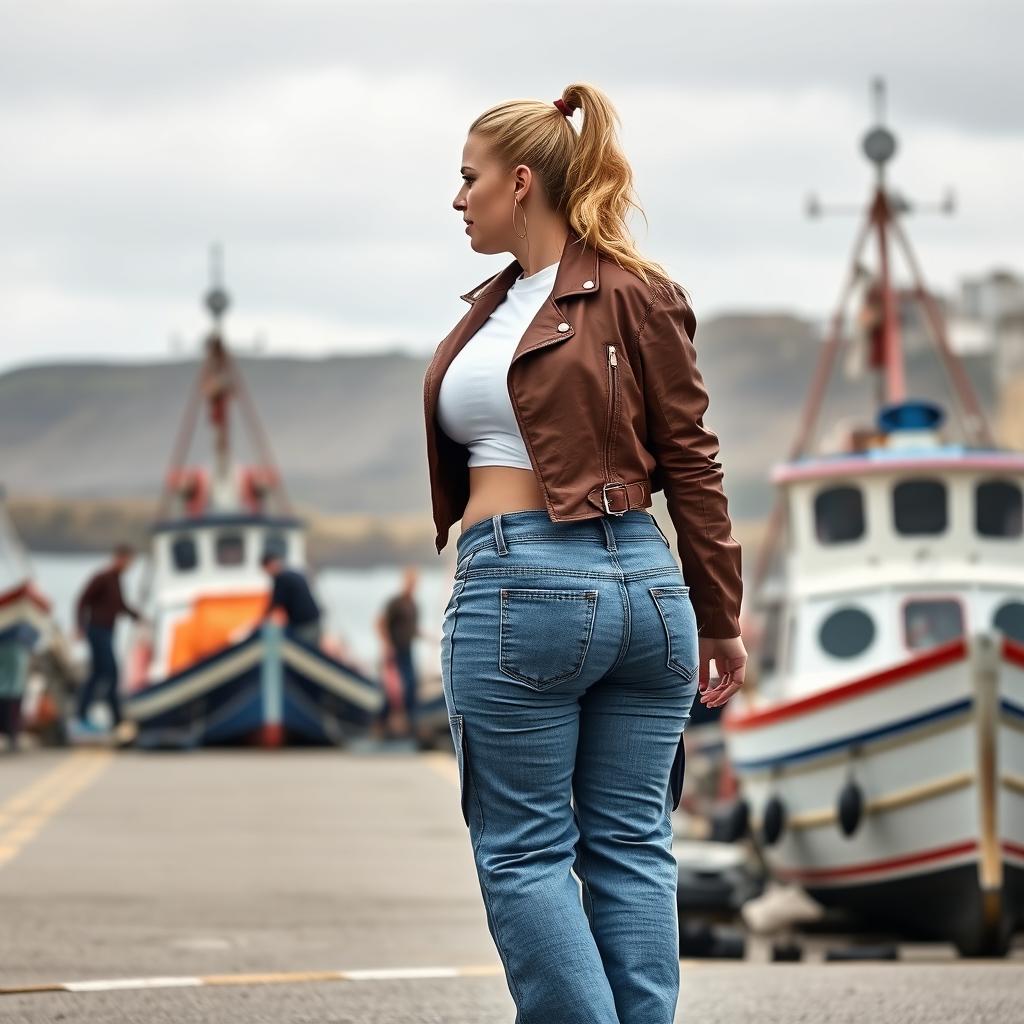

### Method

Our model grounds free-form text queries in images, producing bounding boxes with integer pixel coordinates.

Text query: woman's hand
[697,635,748,708]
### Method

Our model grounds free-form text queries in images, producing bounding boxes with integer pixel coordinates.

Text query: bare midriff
[459,465,548,535]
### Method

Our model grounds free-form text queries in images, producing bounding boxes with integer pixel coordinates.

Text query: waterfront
[27,550,452,689]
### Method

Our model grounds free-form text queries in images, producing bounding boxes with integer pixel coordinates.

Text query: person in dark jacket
[257,552,322,647]
[375,566,423,737]
[73,543,142,730]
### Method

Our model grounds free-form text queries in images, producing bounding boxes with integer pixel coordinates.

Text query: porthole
[819,607,875,659]
[993,601,1024,643]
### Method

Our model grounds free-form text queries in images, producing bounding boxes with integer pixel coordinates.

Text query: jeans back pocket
[499,588,599,690]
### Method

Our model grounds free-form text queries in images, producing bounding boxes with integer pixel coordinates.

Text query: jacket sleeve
[635,282,743,638]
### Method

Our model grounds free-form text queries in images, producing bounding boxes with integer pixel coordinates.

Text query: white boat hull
[723,631,1023,954]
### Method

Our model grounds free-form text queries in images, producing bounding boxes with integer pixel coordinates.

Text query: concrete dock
[1,746,1021,1023]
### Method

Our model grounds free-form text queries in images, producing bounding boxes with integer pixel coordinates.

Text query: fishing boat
[721,81,1024,956]
[0,485,53,649]
[123,250,385,748]
[0,485,75,741]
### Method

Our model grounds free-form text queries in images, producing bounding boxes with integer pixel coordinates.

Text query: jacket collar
[458,227,601,305]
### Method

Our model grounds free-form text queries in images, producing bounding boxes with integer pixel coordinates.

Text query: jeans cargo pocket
[449,713,470,827]
[499,588,599,690]
[443,577,466,620]
[669,733,686,811]
[649,585,699,682]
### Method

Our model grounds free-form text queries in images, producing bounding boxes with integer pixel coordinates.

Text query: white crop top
[436,259,559,470]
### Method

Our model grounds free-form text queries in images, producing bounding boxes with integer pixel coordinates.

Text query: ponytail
[469,81,680,294]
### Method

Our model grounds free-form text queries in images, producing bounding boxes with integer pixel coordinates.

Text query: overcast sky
[0,0,1020,372]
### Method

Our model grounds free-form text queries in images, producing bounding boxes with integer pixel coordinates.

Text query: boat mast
[203,243,235,504]
[747,77,995,606]
[155,244,292,522]
[863,77,905,405]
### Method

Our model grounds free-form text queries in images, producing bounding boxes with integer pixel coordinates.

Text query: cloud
[0,1,1021,369]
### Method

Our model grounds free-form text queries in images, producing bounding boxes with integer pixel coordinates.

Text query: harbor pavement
[0,746,1021,1023]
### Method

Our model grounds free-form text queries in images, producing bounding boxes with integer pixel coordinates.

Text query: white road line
[1,964,511,996]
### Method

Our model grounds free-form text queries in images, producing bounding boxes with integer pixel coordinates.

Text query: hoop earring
[512,195,528,239]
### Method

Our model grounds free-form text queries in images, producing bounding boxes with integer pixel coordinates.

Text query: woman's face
[453,132,525,255]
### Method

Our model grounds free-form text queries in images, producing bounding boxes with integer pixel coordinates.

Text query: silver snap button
[582,280,594,289]
[557,322,570,332]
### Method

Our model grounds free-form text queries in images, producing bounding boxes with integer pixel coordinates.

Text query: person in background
[257,552,322,647]
[0,624,33,752]
[376,567,423,737]
[73,542,142,731]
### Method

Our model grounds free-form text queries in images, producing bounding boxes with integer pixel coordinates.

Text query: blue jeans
[440,509,700,1024]
[77,625,121,726]
[393,644,418,720]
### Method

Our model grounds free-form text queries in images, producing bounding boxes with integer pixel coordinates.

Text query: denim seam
[474,856,532,1022]
[465,743,531,1022]
[572,806,598,935]
[602,537,631,676]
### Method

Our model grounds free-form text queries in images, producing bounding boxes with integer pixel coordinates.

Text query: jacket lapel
[425,228,602,433]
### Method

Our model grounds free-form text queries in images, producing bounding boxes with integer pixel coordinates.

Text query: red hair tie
[553,98,575,117]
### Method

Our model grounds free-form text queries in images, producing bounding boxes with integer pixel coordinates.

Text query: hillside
[0,313,999,536]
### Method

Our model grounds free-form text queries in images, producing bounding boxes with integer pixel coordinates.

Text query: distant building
[948,269,1024,357]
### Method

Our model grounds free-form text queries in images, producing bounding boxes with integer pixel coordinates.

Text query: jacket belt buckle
[601,482,629,516]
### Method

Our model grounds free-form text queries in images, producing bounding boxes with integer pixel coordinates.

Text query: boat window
[814,485,865,543]
[903,599,964,651]
[171,535,198,572]
[215,532,246,566]
[893,478,947,535]
[818,606,875,659]
[993,601,1024,643]
[262,531,289,562]
[975,479,1023,538]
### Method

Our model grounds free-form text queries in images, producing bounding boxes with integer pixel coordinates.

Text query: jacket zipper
[603,344,618,482]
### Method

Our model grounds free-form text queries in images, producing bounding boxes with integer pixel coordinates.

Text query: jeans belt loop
[602,481,629,516]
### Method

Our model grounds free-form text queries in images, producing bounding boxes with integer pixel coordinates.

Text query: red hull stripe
[0,582,51,614]
[775,839,979,882]
[724,639,968,732]
[1003,637,1024,669]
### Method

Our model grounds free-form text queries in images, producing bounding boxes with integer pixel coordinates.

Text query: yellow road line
[0,753,89,827]
[0,750,114,870]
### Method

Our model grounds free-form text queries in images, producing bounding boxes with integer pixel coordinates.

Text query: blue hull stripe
[732,698,973,772]
[1002,699,1024,721]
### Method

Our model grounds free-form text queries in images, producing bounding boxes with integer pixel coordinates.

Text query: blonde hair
[468,81,677,293]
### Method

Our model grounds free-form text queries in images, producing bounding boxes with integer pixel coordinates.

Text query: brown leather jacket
[422,228,743,638]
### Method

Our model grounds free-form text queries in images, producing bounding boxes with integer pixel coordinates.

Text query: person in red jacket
[73,543,144,731]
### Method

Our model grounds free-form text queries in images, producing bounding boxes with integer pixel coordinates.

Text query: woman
[422,82,747,1024]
